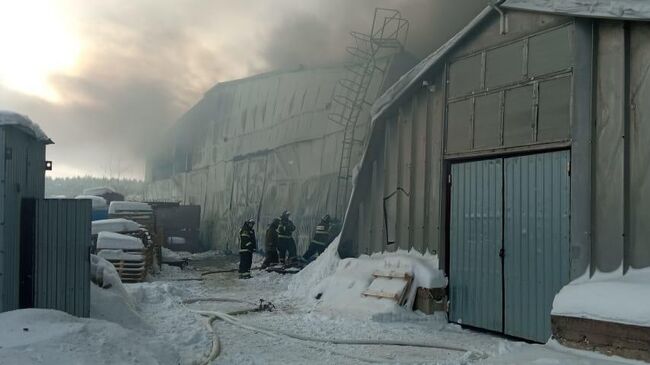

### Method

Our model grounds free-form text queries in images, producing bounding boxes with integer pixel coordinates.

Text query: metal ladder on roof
[330,8,409,220]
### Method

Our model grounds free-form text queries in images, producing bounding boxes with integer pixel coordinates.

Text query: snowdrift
[288,238,446,317]
[0,309,179,365]
[552,268,650,327]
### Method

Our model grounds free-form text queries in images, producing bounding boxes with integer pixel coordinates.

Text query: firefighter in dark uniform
[238,218,257,279]
[277,210,297,265]
[303,214,332,262]
[261,218,280,269]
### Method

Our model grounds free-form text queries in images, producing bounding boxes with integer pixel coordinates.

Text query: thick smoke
[0,0,487,178]
[261,0,488,69]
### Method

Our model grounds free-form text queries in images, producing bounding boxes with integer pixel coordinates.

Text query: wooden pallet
[105,248,148,283]
[362,271,413,305]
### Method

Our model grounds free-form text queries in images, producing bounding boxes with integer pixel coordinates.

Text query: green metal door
[449,158,503,332]
[449,151,571,342]
[503,151,570,342]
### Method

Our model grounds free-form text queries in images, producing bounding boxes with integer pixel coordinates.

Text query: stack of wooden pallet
[362,270,413,305]
[99,250,147,283]
[96,231,149,283]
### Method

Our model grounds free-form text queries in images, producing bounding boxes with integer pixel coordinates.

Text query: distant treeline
[45,176,146,200]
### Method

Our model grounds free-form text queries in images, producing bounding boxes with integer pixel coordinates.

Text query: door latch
[499,248,505,258]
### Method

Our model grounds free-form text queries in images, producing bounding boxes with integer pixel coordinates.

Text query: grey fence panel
[0,128,4,312]
[504,151,570,342]
[449,158,503,332]
[22,199,91,317]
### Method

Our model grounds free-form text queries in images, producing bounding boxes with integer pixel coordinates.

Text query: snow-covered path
[3,252,642,365]
[147,254,644,365]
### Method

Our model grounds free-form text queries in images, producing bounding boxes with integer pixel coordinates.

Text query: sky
[0,0,486,179]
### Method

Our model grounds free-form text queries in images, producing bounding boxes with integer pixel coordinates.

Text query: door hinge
[448,174,452,184]
[567,161,571,176]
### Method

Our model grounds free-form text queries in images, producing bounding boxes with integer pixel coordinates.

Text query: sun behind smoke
[0,0,81,103]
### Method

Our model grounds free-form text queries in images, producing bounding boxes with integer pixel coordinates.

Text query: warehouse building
[145,53,414,253]
[339,1,650,343]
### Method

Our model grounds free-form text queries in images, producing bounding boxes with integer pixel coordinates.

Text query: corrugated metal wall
[449,151,570,342]
[340,78,446,257]
[449,158,503,333]
[592,21,650,273]
[339,8,650,343]
[146,55,415,253]
[341,11,573,258]
[0,128,5,312]
[0,127,46,312]
[503,151,570,342]
[21,199,91,317]
[626,22,650,270]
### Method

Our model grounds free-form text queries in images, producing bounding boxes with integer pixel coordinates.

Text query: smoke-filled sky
[0,0,486,178]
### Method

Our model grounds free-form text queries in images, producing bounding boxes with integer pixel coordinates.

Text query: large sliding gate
[449,150,570,342]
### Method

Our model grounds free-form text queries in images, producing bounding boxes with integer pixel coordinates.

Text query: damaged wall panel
[146,57,410,252]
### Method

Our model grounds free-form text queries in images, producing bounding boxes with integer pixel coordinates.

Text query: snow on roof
[82,186,118,196]
[75,195,108,209]
[501,0,650,20]
[0,110,52,143]
[371,1,650,121]
[96,231,144,250]
[92,218,142,235]
[108,201,152,214]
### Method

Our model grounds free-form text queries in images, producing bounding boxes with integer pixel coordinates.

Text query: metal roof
[502,0,650,20]
[0,111,52,143]
[371,0,650,120]
[370,6,494,120]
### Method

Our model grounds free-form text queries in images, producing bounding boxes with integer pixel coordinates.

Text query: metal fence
[20,198,91,317]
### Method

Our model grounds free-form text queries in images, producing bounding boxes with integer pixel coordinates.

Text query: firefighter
[238,218,257,279]
[303,214,332,262]
[261,218,280,269]
[277,210,297,265]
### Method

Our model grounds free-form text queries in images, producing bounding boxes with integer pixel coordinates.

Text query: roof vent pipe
[490,0,508,34]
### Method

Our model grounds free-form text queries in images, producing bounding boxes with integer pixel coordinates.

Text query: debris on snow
[287,236,343,300]
[288,237,446,317]
[552,267,650,327]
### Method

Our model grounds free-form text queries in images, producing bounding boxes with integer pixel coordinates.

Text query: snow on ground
[480,340,648,365]
[0,309,179,365]
[163,248,224,261]
[90,254,212,364]
[3,249,648,365]
[287,238,446,317]
[553,267,650,327]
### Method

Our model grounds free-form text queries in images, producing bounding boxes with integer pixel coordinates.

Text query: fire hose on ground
[184,297,476,364]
